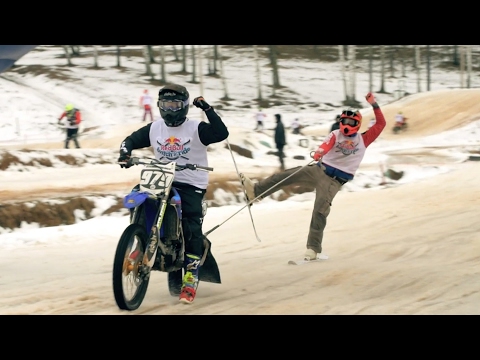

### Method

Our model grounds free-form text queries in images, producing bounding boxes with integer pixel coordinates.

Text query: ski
[288,254,329,265]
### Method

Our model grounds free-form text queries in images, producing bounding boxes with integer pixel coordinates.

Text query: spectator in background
[330,114,341,132]
[254,108,266,131]
[274,114,287,171]
[139,89,154,122]
[58,103,81,149]
[291,118,304,135]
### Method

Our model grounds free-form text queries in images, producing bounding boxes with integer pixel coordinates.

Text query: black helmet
[157,84,190,127]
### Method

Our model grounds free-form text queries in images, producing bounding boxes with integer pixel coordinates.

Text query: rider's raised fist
[365,92,376,105]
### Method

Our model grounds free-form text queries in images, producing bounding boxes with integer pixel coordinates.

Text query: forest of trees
[59,45,477,108]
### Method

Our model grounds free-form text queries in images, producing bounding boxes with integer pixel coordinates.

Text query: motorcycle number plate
[139,163,175,195]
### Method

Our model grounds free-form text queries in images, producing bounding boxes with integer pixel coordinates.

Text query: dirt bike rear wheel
[112,224,150,311]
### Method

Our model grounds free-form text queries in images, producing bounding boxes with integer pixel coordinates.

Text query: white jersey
[255,112,266,121]
[149,118,209,189]
[141,94,153,106]
[321,130,367,176]
[395,113,404,123]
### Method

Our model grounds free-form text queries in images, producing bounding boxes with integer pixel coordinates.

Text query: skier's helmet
[157,84,189,127]
[65,103,74,112]
[339,109,362,135]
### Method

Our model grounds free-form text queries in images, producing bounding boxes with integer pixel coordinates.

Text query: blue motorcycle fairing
[123,191,149,209]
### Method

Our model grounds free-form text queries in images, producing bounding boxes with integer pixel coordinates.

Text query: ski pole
[225,138,261,242]
[204,159,316,237]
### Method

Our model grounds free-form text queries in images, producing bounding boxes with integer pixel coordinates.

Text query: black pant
[173,182,207,257]
[276,145,285,170]
[65,128,80,148]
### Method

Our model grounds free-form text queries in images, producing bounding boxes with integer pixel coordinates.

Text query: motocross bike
[393,119,408,134]
[112,156,221,311]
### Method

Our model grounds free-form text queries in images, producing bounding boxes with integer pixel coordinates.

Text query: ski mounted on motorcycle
[112,156,221,311]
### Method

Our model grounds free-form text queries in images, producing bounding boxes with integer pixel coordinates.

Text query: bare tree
[466,45,472,88]
[159,45,166,84]
[426,45,431,91]
[92,46,99,68]
[143,45,154,80]
[69,46,80,56]
[198,46,205,121]
[253,45,263,101]
[172,45,179,61]
[415,46,421,92]
[452,45,459,66]
[212,45,219,75]
[460,45,465,88]
[339,45,358,105]
[181,45,187,72]
[207,45,218,75]
[147,46,156,64]
[368,46,373,92]
[389,45,396,78]
[115,46,121,67]
[191,45,198,83]
[378,45,386,93]
[63,45,72,66]
[348,45,357,103]
[217,45,230,100]
[269,45,281,95]
[339,45,348,100]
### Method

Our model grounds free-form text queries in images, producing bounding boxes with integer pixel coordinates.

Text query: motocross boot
[179,253,201,304]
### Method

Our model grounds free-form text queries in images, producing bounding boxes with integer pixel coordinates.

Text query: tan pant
[254,164,341,253]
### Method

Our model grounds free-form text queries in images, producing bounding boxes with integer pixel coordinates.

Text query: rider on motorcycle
[393,111,408,134]
[395,111,407,127]
[117,84,229,304]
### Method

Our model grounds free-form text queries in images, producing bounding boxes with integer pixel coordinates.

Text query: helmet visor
[341,118,359,126]
[158,99,189,112]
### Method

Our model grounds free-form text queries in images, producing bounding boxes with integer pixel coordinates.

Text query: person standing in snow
[58,103,81,149]
[274,114,287,171]
[139,89,154,122]
[254,108,266,131]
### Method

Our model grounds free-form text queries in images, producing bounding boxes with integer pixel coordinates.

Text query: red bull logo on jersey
[335,139,359,155]
[156,136,191,160]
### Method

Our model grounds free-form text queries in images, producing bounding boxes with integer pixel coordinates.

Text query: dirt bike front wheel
[112,223,150,311]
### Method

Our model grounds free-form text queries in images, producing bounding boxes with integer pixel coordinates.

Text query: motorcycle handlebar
[121,156,214,172]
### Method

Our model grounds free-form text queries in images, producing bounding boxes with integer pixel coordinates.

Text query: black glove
[118,141,132,168]
[193,96,211,111]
